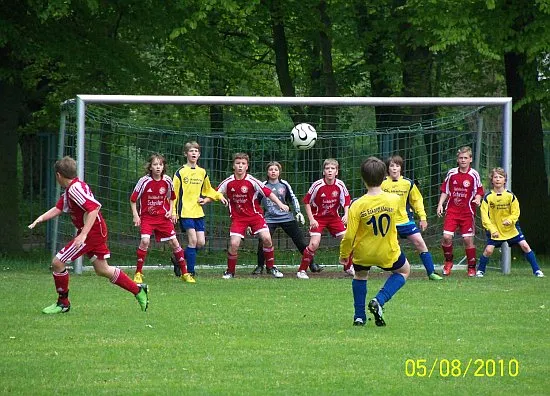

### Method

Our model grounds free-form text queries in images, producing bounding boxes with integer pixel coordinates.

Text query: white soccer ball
[290,123,317,150]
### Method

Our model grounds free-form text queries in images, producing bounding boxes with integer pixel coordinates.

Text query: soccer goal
[55,95,512,274]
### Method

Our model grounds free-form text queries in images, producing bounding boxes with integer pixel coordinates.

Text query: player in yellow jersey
[476,167,544,278]
[171,141,228,277]
[381,155,442,280]
[340,157,410,327]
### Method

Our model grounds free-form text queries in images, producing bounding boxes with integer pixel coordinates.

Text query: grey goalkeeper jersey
[260,179,301,224]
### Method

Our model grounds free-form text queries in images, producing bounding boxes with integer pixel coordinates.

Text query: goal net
[55,96,511,274]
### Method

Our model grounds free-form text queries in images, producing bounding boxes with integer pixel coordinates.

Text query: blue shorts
[353,251,407,272]
[178,217,205,233]
[397,222,420,238]
[486,227,525,248]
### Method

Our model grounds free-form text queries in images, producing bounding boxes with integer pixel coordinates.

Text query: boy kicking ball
[340,157,410,327]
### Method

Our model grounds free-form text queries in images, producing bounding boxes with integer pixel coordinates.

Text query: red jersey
[55,178,107,237]
[130,175,175,218]
[440,167,484,216]
[304,178,351,218]
[217,174,272,219]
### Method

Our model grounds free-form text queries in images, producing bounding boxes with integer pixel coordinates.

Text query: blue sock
[375,273,406,306]
[420,252,435,276]
[524,251,540,273]
[352,279,367,321]
[478,255,489,273]
[185,246,197,274]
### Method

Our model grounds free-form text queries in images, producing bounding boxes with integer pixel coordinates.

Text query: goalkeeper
[253,162,322,274]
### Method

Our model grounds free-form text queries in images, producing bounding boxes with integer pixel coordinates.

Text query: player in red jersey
[28,156,149,314]
[297,158,352,279]
[436,146,484,277]
[130,153,194,284]
[217,153,289,278]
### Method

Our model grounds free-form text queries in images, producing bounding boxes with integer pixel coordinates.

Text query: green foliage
[1,266,549,394]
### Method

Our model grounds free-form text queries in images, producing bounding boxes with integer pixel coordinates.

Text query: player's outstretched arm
[28,207,62,229]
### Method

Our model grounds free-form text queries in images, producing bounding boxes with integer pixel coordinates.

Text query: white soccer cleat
[476,270,484,278]
[296,270,309,279]
[535,270,545,278]
[269,267,284,278]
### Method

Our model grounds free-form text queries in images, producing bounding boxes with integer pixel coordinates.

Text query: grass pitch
[1,261,548,395]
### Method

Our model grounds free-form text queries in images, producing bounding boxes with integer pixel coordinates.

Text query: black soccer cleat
[171,255,182,277]
[368,298,386,327]
[251,265,264,275]
[309,263,324,273]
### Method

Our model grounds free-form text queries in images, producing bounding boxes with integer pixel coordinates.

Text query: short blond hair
[323,158,339,169]
[457,146,473,157]
[54,156,77,179]
[184,141,200,154]
[489,167,507,182]
[233,152,249,163]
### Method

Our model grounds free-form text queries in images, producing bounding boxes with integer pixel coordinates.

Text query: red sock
[53,270,70,305]
[227,253,237,274]
[299,247,315,272]
[263,246,275,269]
[110,268,140,295]
[442,244,453,263]
[465,247,477,268]
[174,247,188,274]
[136,248,147,273]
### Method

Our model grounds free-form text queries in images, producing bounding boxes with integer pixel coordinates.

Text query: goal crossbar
[64,95,512,274]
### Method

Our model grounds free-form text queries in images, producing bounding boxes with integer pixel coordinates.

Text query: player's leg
[460,215,477,277]
[297,234,321,278]
[134,235,151,283]
[282,221,322,273]
[253,223,276,275]
[369,253,410,326]
[476,243,495,277]
[406,233,441,280]
[441,215,457,276]
[182,219,204,276]
[168,237,195,283]
[42,256,71,314]
[93,258,148,312]
[369,253,411,326]
[351,265,370,326]
[224,220,244,277]
[517,239,543,276]
[258,228,283,278]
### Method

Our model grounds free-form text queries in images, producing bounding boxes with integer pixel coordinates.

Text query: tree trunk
[504,51,550,252]
[263,0,304,122]
[0,79,23,254]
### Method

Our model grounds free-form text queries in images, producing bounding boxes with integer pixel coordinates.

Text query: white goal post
[57,95,512,274]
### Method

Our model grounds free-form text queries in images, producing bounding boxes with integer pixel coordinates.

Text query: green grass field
[1,259,548,395]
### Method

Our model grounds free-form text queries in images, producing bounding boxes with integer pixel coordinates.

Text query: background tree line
[1,0,549,254]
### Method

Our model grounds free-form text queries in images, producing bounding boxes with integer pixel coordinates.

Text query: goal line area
[54,96,511,273]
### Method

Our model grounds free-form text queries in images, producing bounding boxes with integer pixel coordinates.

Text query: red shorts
[310,216,346,237]
[230,215,268,238]
[140,216,177,242]
[443,213,475,237]
[56,233,110,263]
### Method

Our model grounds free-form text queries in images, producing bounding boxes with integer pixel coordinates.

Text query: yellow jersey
[480,189,520,240]
[380,176,427,225]
[339,192,401,268]
[172,164,224,219]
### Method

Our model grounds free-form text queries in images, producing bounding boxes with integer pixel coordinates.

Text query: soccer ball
[290,123,317,150]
